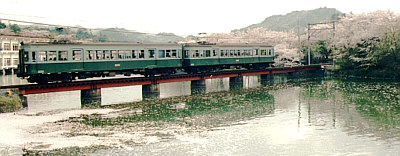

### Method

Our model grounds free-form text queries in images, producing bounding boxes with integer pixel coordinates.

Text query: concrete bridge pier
[191,80,206,95]
[142,84,160,100]
[229,76,243,90]
[261,74,274,86]
[81,88,101,107]
[273,73,288,84]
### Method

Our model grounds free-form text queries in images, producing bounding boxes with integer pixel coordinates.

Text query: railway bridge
[1,65,322,107]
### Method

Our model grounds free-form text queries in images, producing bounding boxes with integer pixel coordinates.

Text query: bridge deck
[0,65,321,95]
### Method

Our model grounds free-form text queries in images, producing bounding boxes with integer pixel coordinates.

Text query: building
[0,35,48,75]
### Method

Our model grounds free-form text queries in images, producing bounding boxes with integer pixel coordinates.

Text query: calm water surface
[2,75,400,155]
[91,78,400,155]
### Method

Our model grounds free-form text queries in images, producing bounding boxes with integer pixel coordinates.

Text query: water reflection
[91,79,400,155]
[0,74,29,86]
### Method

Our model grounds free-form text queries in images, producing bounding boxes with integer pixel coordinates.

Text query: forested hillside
[236,7,343,33]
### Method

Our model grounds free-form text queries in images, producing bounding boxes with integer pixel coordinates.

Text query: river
[1,74,400,155]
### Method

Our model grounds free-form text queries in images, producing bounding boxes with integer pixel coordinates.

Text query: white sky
[0,0,399,36]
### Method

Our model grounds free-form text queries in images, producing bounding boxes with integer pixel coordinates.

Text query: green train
[17,42,274,83]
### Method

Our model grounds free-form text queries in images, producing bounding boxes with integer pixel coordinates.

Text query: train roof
[22,41,273,47]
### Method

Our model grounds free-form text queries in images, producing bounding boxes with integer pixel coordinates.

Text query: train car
[17,42,274,83]
[18,42,182,83]
[182,43,274,73]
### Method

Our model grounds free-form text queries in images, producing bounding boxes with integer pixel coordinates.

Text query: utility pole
[307,21,336,66]
[297,16,301,64]
[307,24,311,65]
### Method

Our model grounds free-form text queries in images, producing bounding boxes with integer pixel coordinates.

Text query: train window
[96,50,102,60]
[194,50,200,57]
[119,50,130,59]
[23,51,29,62]
[213,50,217,57]
[158,50,165,58]
[204,50,211,57]
[103,50,110,59]
[166,50,171,58]
[86,50,95,60]
[148,50,155,58]
[32,51,36,62]
[254,49,259,55]
[261,49,267,56]
[132,50,137,58]
[172,50,177,58]
[237,50,241,56]
[139,50,145,58]
[110,50,118,59]
[220,50,225,57]
[72,50,81,61]
[48,51,57,61]
[269,49,272,56]
[184,50,188,58]
[58,51,68,61]
[230,50,235,57]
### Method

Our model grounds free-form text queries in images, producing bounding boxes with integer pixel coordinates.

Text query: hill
[97,28,183,43]
[236,7,343,33]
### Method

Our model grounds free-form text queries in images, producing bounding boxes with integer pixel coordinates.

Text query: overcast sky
[0,0,399,36]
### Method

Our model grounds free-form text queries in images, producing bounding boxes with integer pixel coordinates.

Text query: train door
[71,48,84,70]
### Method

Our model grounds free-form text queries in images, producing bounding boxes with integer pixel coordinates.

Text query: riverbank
[0,90,23,113]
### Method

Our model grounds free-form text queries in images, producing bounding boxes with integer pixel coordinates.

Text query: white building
[0,35,48,74]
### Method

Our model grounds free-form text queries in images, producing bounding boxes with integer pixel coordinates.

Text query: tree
[76,29,93,40]
[0,22,6,29]
[9,24,21,34]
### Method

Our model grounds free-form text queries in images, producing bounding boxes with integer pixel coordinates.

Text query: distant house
[0,35,48,75]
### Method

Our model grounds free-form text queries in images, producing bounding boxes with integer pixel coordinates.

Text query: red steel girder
[13,65,321,95]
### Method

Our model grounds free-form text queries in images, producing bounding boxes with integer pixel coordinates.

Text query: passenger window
[149,50,155,58]
[140,50,145,58]
[254,49,259,55]
[184,50,189,58]
[230,50,235,56]
[213,50,217,56]
[172,50,177,58]
[119,50,130,59]
[39,51,47,62]
[103,50,110,60]
[111,50,118,59]
[132,50,137,58]
[237,50,241,56]
[261,49,267,56]
[23,51,29,62]
[269,49,272,56]
[204,50,211,57]
[86,50,95,60]
[220,50,225,57]
[48,51,57,61]
[166,50,171,58]
[158,50,165,58]
[32,51,36,62]
[72,50,81,61]
[96,50,102,60]
[58,51,68,61]
[194,50,200,57]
